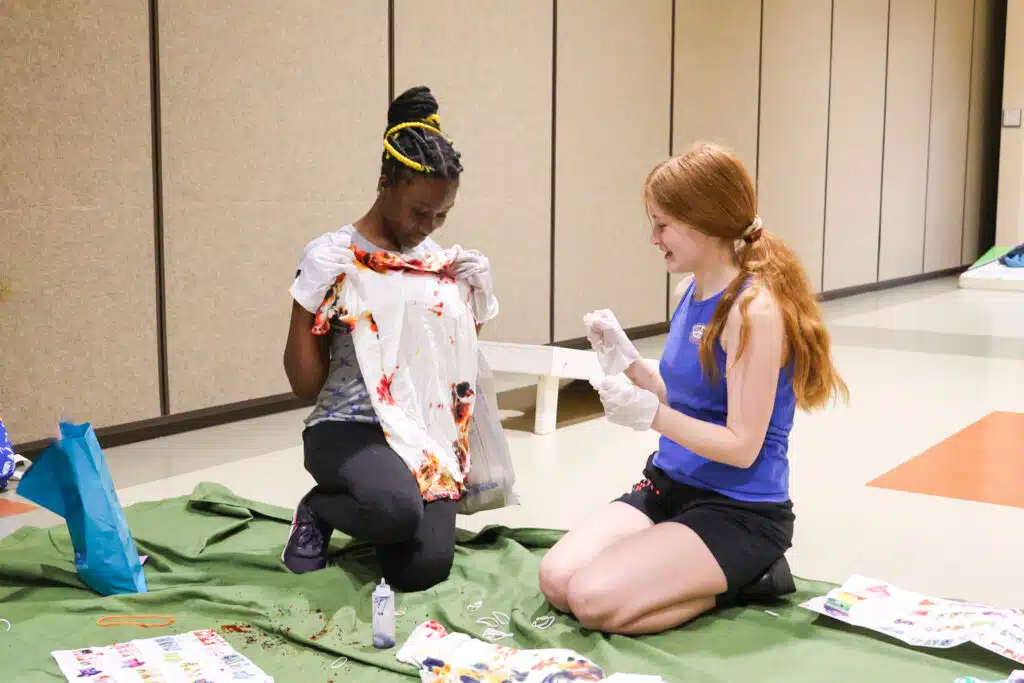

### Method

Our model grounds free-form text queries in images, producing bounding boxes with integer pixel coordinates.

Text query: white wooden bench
[478,341,604,435]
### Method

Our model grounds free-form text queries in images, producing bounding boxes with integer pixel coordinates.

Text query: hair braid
[381,86,463,183]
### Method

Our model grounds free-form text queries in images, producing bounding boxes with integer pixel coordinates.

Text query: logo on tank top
[689,323,705,344]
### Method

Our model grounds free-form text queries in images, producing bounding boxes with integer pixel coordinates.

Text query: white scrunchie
[741,215,763,239]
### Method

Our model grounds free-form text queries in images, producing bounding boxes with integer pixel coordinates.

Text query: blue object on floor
[0,418,14,492]
[998,243,1024,267]
[17,421,148,596]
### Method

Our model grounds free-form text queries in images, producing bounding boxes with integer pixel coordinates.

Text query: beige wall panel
[0,0,160,442]
[160,1,387,412]
[393,0,552,345]
[924,0,975,271]
[757,0,832,291]
[673,0,761,169]
[996,0,1024,247]
[962,0,994,264]
[670,0,761,310]
[822,0,889,291]
[1001,140,1024,247]
[879,0,936,280]
[554,0,672,341]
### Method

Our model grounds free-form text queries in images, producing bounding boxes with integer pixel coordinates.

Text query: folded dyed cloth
[396,620,605,682]
[956,672,1024,683]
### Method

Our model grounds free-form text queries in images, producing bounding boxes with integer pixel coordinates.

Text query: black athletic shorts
[615,452,795,592]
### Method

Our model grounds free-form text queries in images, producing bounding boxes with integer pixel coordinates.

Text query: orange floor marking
[0,497,37,517]
[869,411,1024,508]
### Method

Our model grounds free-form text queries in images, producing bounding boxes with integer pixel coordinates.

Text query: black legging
[302,420,456,592]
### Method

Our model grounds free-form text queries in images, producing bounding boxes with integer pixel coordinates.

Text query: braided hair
[381,86,463,184]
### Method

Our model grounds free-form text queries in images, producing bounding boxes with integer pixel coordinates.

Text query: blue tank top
[652,280,796,502]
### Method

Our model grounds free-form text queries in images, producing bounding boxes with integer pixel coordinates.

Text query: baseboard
[14,393,312,459]
[11,267,967,457]
[818,266,966,301]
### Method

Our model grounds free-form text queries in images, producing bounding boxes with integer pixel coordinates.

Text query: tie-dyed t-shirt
[396,620,605,682]
[312,245,478,501]
[303,225,441,428]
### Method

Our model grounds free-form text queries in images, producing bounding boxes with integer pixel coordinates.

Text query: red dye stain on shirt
[377,371,397,405]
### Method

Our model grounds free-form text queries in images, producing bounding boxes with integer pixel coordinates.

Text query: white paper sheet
[51,629,273,682]
[802,575,1024,665]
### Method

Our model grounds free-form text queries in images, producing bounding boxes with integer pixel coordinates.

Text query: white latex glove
[583,309,641,377]
[447,247,499,324]
[594,374,660,432]
[289,230,355,313]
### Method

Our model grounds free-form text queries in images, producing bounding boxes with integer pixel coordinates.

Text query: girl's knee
[566,570,620,632]
[365,490,423,541]
[538,551,577,612]
[386,548,454,593]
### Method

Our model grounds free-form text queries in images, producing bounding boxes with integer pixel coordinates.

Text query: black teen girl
[281,86,497,592]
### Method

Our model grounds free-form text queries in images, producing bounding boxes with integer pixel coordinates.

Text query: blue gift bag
[17,421,147,596]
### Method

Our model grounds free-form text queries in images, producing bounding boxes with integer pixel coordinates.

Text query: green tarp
[969,245,1014,270]
[0,484,1012,681]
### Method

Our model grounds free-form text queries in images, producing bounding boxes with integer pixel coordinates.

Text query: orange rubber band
[97,615,176,628]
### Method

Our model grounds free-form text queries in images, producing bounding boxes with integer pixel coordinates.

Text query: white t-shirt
[303,225,441,427]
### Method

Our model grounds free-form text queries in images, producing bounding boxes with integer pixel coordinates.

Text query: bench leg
[534,375,559,435]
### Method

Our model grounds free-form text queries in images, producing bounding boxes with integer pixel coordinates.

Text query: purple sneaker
[281,493,332,574]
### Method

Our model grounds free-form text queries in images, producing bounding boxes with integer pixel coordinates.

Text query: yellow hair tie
[383,120,451,174]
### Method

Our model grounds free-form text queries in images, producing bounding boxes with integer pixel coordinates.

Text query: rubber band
[531,616,555,630]
[97,615,176,628]
[0,618,10,632]
[466,600,483,613]
[331,656,348,669]
[476,616,500,629]
[481,627,512,641]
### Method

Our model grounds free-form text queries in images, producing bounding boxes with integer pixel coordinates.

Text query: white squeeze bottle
[372,578,396,649]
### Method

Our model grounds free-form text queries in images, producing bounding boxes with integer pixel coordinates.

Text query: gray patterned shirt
[304,225,441,427]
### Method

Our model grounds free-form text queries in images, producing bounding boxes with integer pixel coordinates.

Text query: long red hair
[644,142,848,411]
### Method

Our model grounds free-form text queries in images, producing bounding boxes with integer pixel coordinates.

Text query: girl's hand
[594,374,660,432]
[584,309,641,376]
[290,231,355,313]
[447,247,499,323]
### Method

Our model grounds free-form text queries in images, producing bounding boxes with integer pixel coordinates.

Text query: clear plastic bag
[457,353,519,515]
